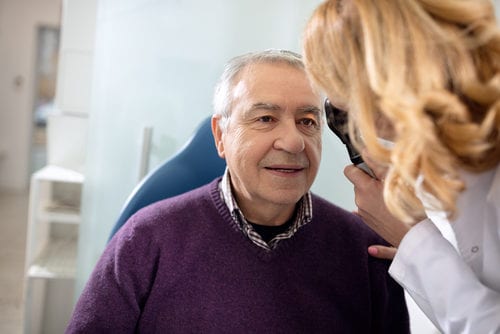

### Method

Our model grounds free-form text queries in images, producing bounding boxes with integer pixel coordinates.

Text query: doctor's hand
[344,162,411,260]
[351,208,399,260]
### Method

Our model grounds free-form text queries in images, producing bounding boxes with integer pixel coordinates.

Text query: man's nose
[273,121,305,153]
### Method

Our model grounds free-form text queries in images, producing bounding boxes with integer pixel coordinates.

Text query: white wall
[45,0,96,174]
[0,0,61,191]
[55,0,96,117]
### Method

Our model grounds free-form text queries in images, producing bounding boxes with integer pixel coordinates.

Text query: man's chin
[267,190,306,205]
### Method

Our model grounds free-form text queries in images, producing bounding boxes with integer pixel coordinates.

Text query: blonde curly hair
[303,0,500,222]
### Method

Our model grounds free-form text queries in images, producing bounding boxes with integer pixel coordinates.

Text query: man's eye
[258,116,274,123]
[301,118,318,127]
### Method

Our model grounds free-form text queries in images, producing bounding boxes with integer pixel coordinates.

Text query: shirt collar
[219,168,313,250]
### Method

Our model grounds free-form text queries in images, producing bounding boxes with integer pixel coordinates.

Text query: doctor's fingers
[360,149,389,181]
[345,166,385,208]
[344,164,380,187]
[368,245,397,260]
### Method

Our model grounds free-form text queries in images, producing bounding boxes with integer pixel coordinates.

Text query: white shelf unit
[23,165,84,334]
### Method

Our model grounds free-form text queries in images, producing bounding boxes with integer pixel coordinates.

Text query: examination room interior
[1,0,499,333]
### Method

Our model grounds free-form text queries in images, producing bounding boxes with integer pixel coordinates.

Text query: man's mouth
[265,166,305,173]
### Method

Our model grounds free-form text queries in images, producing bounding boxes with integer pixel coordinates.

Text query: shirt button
[471,246,479,253]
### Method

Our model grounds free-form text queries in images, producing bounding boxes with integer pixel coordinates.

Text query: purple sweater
[66,178,409,333]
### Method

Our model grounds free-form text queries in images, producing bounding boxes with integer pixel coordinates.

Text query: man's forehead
[231,63,312,97]
[234,62,305,83]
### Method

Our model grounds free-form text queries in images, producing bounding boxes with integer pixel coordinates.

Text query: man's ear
[211,115,225,158]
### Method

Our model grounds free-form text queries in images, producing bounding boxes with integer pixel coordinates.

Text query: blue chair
[108,116,226,241]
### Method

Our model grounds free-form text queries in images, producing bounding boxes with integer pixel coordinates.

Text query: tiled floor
[0,190,29,334]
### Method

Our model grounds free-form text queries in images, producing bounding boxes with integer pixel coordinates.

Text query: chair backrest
[108,116,226,241]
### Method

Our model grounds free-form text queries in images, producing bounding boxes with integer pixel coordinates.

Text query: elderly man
[66,49,409,333]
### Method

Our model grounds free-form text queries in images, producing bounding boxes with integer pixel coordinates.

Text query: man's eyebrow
[297,105,322,118]
[249,102,281,111]
[247,103,321,119]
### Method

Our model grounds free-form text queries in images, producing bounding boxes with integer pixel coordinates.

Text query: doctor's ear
[211,115,225,159]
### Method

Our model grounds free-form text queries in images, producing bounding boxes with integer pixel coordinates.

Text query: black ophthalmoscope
[324,98,376,178]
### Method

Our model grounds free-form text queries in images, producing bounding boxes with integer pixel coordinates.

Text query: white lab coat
[389,165,500,333]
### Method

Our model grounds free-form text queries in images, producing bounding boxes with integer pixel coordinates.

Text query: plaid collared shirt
[218,168,313,251]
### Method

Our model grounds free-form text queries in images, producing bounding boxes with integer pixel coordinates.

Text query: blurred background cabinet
[22,165,83,334]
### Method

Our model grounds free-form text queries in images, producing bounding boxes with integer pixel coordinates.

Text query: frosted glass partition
[76,0,357,295]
